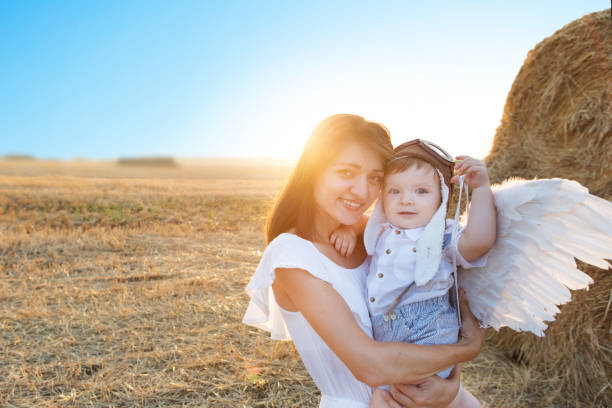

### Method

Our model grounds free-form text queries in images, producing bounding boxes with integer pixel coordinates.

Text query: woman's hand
[370,388,404,408]
[383,365,462,408]
[456,289,485,360]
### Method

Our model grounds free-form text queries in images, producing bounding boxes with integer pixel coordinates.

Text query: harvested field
[1,159,607,407]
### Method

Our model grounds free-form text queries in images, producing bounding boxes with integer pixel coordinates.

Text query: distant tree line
[117,157,178,167]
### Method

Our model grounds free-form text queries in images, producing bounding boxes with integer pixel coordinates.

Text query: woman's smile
[341,198,363,210]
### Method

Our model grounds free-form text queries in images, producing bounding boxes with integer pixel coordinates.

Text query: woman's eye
[388,188,400,194]
[338,170,353,177]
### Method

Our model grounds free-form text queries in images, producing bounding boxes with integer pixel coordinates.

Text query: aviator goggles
[388,139,455,192]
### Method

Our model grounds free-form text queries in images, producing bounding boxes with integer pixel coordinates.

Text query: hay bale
[484,9,612,405]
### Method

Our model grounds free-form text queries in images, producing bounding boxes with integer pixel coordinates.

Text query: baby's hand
[330,225,358,258]
[451,155,491,190]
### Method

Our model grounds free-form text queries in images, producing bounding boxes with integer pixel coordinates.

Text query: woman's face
[313,142,384,229]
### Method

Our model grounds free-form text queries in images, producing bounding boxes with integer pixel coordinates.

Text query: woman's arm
[273,267,484,387]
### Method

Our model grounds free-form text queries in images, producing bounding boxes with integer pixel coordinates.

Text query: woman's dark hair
[266,114,393,243]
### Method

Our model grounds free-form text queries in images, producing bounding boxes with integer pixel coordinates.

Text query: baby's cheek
[382,196,398,218]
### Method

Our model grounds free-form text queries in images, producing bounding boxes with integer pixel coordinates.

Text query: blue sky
[1,1,609,160]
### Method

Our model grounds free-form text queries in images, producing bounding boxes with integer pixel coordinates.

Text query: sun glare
[250,79,501,161]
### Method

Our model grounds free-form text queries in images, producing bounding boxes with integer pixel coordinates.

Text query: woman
[243,114,484,407]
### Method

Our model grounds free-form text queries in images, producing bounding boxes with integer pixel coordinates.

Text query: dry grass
[484,8,612,406]
[0,159,607,407]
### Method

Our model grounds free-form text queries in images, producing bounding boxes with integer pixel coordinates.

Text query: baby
[332,139,496,407]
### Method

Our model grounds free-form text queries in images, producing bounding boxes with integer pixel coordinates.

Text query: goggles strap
[451,175,466,327]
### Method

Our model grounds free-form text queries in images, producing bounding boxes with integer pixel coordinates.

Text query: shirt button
[369,297,375,302]
[386,249,392,254]
[377,273,384,278]
[395,230,401,235]
[412,247,417,253]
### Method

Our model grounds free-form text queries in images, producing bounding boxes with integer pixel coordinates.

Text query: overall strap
[384,282,415,321]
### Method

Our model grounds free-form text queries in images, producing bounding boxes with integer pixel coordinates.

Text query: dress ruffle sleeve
[242,233,328,341]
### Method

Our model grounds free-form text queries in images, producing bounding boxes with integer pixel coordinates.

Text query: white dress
[243,233,374,408]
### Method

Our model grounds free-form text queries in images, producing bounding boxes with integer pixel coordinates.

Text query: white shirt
[243,233,373,408]
[366,220,487,316]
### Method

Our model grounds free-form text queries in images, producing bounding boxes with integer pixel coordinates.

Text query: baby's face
[382,165,441,229]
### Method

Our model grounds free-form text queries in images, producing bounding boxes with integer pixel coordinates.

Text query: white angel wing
[460,178,612,337]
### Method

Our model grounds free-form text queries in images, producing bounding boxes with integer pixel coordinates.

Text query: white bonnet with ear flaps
[364,168,449,286]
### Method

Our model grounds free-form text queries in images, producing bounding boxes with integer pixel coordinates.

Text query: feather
[460,178,612,336]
